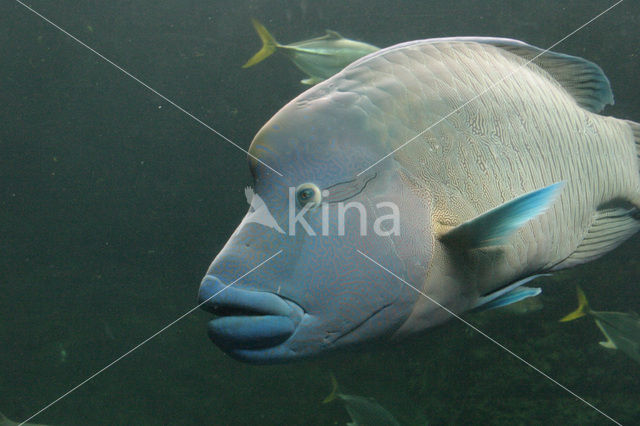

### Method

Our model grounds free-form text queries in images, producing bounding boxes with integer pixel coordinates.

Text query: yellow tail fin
[560,286,590,322]
[242,19,279,68]
[322,373,339,404]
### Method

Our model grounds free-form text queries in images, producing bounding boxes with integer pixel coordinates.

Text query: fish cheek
[368,170,433,285]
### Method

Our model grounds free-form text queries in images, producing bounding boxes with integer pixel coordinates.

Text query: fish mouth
[198,275,304,353]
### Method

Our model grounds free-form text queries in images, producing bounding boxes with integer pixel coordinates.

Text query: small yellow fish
[242,19,379,85]
[323,374,401,425]
[561,286,640,364]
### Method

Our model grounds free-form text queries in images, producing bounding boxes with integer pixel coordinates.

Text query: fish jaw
[199,275,304,356]
[197,264,406,364]
[197,216,419,363]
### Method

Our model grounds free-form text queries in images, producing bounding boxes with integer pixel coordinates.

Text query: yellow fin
[242,19,279,68]
[560,286,590,322]
[322,373,339,404]
[595,320,618,350]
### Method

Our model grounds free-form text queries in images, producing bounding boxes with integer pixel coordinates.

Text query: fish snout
[198,275,303,351]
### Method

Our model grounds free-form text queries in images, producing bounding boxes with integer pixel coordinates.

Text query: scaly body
[200,37,640,363]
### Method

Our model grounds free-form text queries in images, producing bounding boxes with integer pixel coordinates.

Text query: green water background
[1,1,639,424]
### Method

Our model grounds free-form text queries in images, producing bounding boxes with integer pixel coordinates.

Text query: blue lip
[207,315,295,349]
[198,275,303,353]
[198,275,293,316]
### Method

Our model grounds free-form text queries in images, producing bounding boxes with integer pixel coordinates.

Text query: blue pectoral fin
[440,182,565,249]
[472,274,550,312]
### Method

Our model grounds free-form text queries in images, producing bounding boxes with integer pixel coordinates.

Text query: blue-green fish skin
[200,37,640,363]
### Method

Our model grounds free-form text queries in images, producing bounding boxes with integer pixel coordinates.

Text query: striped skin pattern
[200,38,640,362]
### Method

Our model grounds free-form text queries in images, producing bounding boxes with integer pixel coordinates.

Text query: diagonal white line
[13,0,284,177]
[18,250,283,426]
[357,0,624,176]
[356,249,621,425]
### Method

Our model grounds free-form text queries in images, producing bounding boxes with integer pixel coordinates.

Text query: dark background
[1,0,639,424]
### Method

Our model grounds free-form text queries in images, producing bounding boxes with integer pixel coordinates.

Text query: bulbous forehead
[247,60,413,187]
[249,104,377,181]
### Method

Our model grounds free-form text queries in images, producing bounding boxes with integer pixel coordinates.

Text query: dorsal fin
[324,30,344,40]
[464,37,614,113]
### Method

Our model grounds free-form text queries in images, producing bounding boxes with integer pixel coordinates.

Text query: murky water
[1,1,639,424]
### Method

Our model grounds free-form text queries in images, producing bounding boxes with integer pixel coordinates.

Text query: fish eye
[295,183,322,208]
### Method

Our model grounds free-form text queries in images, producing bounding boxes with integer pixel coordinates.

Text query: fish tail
[322,373,339,404]
[242,19,279,68]
[559,286,590,322]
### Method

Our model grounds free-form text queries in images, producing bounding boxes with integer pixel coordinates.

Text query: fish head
[198,88,434,363]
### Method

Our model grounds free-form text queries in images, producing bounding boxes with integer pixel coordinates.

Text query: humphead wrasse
[561,286,640,364]
[242,19,379,85]
[199,37,640,363]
